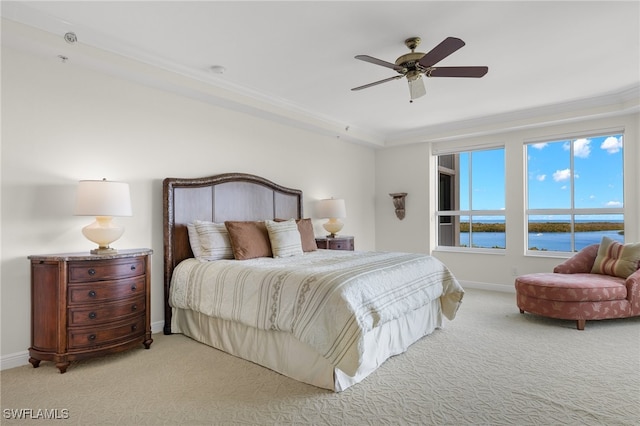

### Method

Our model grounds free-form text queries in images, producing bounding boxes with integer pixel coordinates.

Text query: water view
[461,230,624,251]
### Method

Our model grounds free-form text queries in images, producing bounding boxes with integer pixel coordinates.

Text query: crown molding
[2,2,637,149]
[1,6,386,147]
[385,85,640,146]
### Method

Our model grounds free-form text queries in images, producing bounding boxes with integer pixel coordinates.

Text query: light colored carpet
[1,289,639,425]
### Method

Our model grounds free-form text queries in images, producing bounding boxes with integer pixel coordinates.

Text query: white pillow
[265,219,303,258]
[193,220,234,261]
[186,223,202,258]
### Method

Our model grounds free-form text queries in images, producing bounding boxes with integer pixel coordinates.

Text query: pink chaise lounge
[515,239,640,330]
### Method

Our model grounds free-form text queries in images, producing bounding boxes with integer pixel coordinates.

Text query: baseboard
[0,350,29,371]
[1,321,166,371]
[459,280,516,293]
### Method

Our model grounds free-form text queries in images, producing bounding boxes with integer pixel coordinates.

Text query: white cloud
[601,136,623,154]
[531,143,547,150]
[553,168,571,181]
[606,201,623,207]
[589,195,596,199]
[536,174,546,181]
[573,138,591,158]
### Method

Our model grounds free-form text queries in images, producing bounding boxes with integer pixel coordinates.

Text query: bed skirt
[171,298,443,392]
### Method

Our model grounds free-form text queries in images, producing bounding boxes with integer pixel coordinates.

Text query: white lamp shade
[316,198,346,219]
[74,180,132,217]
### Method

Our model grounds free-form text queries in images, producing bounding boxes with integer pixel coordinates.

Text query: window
[436,147,506,250]
[526,132,624,253]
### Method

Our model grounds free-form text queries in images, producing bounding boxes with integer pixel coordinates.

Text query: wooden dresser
[28,249,153,373]
[315,236,355,251]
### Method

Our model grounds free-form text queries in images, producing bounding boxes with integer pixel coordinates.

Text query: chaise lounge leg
[519,309,524,314]
[576,319,585,330]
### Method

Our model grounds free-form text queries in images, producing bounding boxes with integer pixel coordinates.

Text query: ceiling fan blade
[355,55,405,72]
[427,66,488,78]
[418,37,466,68]
[351,75,403,91]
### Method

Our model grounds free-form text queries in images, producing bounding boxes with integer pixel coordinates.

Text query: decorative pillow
[591,236,640,279]
[553,244,599,274]
[296,218,318,252]
[225,221,272,260]
[193,220,234,261]
[265,219,304,258]
[186,223,202,259]
[275,218,318,252]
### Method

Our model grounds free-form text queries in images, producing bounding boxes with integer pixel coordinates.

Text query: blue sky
[527,134,624,210]
[459,148,506,211]
[457,134,624,215]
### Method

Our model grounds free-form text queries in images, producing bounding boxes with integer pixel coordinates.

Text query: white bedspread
[170,250,464,376]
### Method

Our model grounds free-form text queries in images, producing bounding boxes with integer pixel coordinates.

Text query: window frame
[435,144,506,253]
[524,129,625,255]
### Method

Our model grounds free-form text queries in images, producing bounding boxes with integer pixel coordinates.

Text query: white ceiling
[2,1,639,147]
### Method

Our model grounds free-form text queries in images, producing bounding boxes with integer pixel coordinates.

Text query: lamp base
[90,247,118,255]
[82,216,125,255]
[322,218,344,238]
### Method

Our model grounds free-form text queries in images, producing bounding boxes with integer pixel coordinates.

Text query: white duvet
[170,250,464,376]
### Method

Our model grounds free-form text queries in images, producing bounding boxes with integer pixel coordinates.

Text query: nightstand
[315,236,355,251]
[28,249,153,373]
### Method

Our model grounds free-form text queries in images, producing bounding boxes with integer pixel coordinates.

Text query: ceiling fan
[352,36,488,102]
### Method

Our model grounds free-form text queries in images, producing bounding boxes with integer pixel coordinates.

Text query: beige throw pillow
[591,236,640,279]
[265,219,303,258]
[186,223,202,259]
[275,218,318,252]
[193,220,234,261]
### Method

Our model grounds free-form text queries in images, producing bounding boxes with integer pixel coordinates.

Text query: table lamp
[74,178,132,254]
[317,198,346,237]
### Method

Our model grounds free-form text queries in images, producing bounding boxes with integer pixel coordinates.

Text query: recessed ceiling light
[209,65,226,74]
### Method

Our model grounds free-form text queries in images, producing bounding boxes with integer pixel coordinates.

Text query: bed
[163,172,464,391]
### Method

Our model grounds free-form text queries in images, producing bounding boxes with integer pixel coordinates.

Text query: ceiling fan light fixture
[353,36,488,102]
[408,75,426,101]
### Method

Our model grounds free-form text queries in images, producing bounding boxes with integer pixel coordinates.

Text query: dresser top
[28,248,153,261]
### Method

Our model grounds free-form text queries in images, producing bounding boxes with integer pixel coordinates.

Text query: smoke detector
[64,32,77,44]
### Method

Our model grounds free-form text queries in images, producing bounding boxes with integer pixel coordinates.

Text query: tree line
[460,222,624,233]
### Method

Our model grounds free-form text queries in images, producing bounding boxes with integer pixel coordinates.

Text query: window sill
[525,250,571,259]
[434,246,506,255]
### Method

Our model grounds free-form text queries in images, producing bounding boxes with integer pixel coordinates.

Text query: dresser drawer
[68,257,145,283]
[327,239,353,250]
[68,316,145,349]
[315,236,354,251]
[68,296,145,326]
[68,276,145,305]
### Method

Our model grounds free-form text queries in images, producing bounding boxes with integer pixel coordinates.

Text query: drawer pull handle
[131,304,138,311]
[88,290,97,298]
[131,285,137,292]
[88,268,96,276]
[131,324,137,332]
[88,312,97,319]
[88,334,96,341]
[130,265,136,271]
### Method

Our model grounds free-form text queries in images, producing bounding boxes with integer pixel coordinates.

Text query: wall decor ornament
[389,193,407,220]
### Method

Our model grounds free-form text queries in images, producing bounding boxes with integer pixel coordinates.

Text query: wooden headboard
[162,172,303,334]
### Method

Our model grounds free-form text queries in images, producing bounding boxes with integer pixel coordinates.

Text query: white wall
[0,45,376,359]
[376,113,640,291]
[2,21,638,366]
